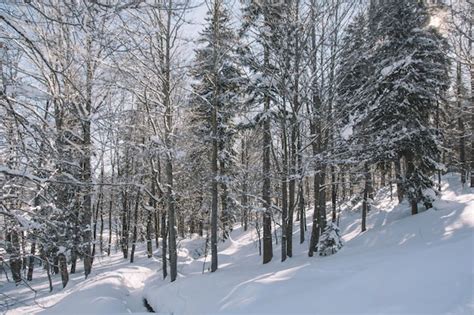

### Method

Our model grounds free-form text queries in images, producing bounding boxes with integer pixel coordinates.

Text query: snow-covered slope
[144,174,473,314]
[3,174,473,314]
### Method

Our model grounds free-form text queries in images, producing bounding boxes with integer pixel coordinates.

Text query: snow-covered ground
[2,174,473,314]
[2,248,158,314]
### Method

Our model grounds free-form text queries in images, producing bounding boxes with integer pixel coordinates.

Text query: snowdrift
[144,174,473,314]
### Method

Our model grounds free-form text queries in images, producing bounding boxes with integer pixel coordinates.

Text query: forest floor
[2,173,473,314]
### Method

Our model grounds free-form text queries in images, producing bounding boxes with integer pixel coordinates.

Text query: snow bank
[144,174,473,314]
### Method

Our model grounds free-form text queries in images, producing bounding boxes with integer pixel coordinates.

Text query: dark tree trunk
[7,229,22,283]
[92,184,103,265]
[58,253,69,288]
[210,100,219,273]
[27,237,36,281]
[281,124,288,261]
[130,189,141,263]
[70,247,77,274]
[394,158,404,203]
[42,252,53,292]
[457,61,466,184]
[405,153,418,215]
[165,155,177,282]
[287,124,296,258]
[380,162,386,187]
[82,43,93,279]
[331,165,337,223]
[298,182,305,244]
[146,179,156,258]
[262,15,273,263]
[220,148,230,239]
[107,195,113,256]
[470,4,474,188]
[297,128,305,244]
[161,211,168,279]
[99,210,104,255]
[241,138,249,232]
[121,191,129,259]
[362,163,370,232]
[53,254,59,275]
[164,1,177,282]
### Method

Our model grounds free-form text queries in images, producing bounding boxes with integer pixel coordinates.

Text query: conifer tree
[190,0,243,272]
[353,0,450,215]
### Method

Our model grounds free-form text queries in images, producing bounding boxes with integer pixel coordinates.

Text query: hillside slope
[4,174,473,314]
[144,174,474,314]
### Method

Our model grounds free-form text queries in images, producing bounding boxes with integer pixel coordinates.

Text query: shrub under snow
[317,222,343,256]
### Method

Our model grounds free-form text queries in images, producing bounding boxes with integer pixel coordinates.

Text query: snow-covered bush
[317,222,343,256]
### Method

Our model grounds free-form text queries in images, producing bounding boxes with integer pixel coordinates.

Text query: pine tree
[190,0,243,272]
[355,0,450,215]
[239,0,287,264]
[335,13,374,233]
[317,221,343,256]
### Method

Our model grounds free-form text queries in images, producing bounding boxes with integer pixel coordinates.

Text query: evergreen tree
[354,0,450,215]
[317,221,343,256]
[189,0,244,272]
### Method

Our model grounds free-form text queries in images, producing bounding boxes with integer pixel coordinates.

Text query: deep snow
[2,174,473,314]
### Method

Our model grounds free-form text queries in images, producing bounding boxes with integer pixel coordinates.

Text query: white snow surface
[3,174,473,314]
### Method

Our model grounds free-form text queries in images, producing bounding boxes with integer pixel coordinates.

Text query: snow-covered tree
[190,0,244,272]
[353,0,450,215]
[317,221,343,256]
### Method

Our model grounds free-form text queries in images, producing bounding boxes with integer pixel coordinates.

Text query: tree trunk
[107,195,113,256]
[287,124,296,258]
[146,179,156,259]
[121,191,129,259]
[130,189,141,263]
[81,29,94,279]
[297,128,305,244]
[262,11,273,264]
[42,252,53,292]
[220,156,230,239]
[281,122,288,261]
[405,152,418,215]
[210,94,219,273]
[394,158,404,203]
[241,137,249,232]
[161,210,168,279]
[457,61,466,184]
[58,253,69,288]
[7,229,22,283]
[362,163,370,232]
[27,237,36,281]
[331,165,337,223]
[469,4,474,188]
